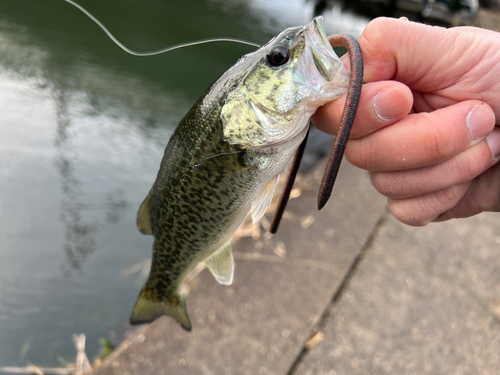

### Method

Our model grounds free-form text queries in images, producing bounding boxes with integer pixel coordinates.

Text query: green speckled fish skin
[130,17,350,331]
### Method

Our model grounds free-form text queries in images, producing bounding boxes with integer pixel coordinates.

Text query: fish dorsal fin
[137,187,154,235]
[203,241,234,285]
[251,174,280,224]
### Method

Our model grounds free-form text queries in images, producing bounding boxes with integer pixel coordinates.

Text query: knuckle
[387,198,430,226]
[439,185,462,204]
[345,141,367,168]
[361,19,385,46]
[460,146,482,181]
[425,125,450,162]
[371,172,402,197]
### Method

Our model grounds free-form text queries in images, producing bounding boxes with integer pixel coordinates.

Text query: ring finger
[370,130,500,199]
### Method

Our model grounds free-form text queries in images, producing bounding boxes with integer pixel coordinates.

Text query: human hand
[313,17,500,226]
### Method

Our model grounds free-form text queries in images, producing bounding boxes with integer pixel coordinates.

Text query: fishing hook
[270,34,363,233]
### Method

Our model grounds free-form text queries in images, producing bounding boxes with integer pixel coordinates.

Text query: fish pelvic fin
[137,187,154,235]
[129,286,192,331]
[203,241,234,285]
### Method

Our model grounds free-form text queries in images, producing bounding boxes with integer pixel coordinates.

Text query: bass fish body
[131,17,349,331]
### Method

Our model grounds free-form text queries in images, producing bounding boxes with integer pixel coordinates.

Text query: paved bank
[93,156,500,374]
[294,208,500,374]
[94,160,386,375]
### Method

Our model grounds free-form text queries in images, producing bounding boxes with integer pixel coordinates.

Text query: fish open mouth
[221,16,350,149]
[310,18,334,82]
[304,17,349,86]
[248,17,350,147]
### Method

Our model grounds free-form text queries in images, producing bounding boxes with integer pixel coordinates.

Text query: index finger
[312,80,413,139]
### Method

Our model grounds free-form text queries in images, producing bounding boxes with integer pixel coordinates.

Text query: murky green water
[0,0,369,366]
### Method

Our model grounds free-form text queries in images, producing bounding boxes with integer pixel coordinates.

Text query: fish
[130,16,352,331]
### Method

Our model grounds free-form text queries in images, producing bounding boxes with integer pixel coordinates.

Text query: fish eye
[267,45,290,67]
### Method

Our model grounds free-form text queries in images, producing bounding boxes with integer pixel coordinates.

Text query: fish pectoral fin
[137,187,154,235]
[251,174,280,224]
[130,286,192,331]
[203,241,234,285]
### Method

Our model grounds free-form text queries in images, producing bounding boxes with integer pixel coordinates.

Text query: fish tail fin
[129,285,192,331]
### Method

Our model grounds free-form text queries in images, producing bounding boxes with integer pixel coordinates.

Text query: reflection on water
[104,190,128,225]
[0,0,372,366]
[53,80,98,273]
[52,78,127,273]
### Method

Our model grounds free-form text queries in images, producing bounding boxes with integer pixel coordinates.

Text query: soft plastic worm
[270,34,363,233]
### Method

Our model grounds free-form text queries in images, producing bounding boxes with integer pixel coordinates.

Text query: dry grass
[0,334,91,375]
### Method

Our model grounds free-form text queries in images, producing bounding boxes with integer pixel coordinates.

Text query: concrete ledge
[295,213,500,374]
[94,160,387,375]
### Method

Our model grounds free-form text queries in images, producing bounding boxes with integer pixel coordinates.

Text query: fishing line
[64,0,261,56]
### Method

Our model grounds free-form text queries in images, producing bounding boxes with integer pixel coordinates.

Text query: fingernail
[467,105,495,140]
[374,87,409,121]
[486,127,500,159]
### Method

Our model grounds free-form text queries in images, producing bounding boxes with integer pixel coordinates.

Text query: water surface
[0,0,369,365]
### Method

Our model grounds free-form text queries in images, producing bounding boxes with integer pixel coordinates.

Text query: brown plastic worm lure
[270,34,363,233]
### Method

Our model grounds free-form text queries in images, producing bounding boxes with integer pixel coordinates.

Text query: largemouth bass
[131,17,350,331]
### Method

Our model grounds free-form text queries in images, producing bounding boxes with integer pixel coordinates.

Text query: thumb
[357,17,498,92]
